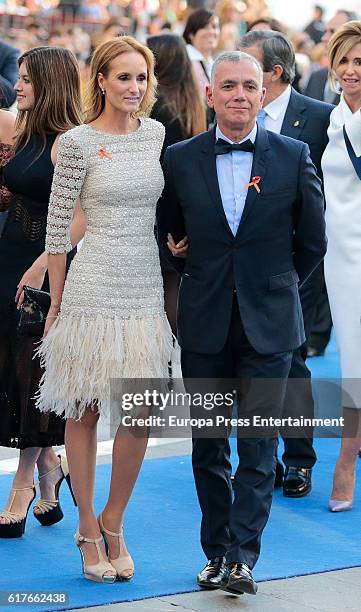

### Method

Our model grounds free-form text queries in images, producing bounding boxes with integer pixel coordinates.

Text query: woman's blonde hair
[328,20,361,92]
[84,36,157,123]
[15,46,82,154]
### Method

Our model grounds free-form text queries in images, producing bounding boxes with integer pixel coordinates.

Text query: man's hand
[15,263,46,309]
[167,233,188,258]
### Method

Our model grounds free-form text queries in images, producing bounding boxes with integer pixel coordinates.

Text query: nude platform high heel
[98,513,134,581]
[75,531,117,583]
[0,484,36,538]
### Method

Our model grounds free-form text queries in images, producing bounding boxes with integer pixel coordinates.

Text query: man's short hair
[211,51,263,87]
[239,30,296,85]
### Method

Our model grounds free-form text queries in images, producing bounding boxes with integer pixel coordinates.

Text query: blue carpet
[308,330,340,379]
[1,439,361,612]
[1,337,360,612]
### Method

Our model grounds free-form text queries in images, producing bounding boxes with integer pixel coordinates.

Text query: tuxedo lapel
[200,127,234,237]
[281,88,306,139]
[235,126,271,236]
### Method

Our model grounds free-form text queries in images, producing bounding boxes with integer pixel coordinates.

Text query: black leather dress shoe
[221,563,258,595]
[283,467,312,497]
[197,556,228,589]
[274,460,284,488]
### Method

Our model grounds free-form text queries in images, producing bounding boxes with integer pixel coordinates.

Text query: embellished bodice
[45,118,165,253]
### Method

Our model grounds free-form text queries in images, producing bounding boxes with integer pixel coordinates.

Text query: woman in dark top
[0,46,85,538]
[183,10,220,97]
[148,33,206,162]
[148,33,206,334]
[183,10,220,127]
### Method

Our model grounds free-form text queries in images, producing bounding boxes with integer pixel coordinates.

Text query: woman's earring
[101,88,105,95]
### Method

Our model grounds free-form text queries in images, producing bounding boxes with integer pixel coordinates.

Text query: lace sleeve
[0,143,14,212]
[45,132,86,254]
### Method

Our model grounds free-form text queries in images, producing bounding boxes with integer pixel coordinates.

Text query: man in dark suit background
[0,39,18,108]
[304,5,325,44]
[304,9,358,104]
[239,29,333,497]
[157,51,326,596]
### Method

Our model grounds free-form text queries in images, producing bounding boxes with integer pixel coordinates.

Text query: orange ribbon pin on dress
[98,146,112,160]
[245,176,261,193]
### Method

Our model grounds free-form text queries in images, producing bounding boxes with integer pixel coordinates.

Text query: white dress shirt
[215,124,257,236]
[263,85,292,134]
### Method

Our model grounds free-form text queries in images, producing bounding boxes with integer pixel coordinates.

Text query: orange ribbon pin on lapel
[98,146,112,160]
[245,176,261,193]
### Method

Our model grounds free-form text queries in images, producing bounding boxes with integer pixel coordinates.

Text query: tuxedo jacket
[157,126,326,355]
[0,40,18,108]
[281,88,334,178]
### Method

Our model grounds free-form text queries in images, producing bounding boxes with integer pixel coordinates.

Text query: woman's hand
[42,304,60,338]
[15,262,47,309]
[167,234,188,258]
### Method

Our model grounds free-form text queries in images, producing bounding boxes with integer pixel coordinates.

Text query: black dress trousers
[181,293,292,568]
[281,264,323,468]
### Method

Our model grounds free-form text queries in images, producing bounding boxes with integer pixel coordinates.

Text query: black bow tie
[215,138,255,156]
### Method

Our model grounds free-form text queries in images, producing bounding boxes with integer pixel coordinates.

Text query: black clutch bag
[17,285,51,337]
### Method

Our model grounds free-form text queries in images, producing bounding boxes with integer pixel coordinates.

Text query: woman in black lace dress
[0,47,85,538]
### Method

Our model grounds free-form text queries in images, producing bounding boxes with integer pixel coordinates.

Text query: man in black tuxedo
[157,51,326,596]
[0,39,18,108]
[239,29,333,497]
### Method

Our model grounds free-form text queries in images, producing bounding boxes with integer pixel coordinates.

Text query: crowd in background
[0,1,358,101]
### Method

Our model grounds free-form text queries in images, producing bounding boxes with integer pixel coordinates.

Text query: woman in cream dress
[322,21,361,512]
[36,37,173,581]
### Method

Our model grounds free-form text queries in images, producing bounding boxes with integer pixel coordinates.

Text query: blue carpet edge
[41,563,361,612]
